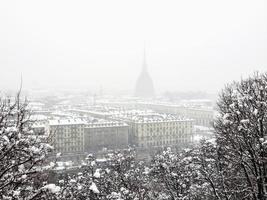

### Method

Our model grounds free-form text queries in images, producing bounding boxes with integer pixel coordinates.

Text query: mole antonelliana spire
[134,47,155,98]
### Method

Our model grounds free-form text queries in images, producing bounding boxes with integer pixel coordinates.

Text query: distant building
[69,108,112,119]
[135,49,155,98]
[84,121,129,152]
[46,118,129,158]
[136,103,214,127]
[114,111,194,148]
[46,119,86,155]
[181,107,214,127]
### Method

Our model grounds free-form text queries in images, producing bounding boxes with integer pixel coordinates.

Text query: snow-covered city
[1,0,267,199]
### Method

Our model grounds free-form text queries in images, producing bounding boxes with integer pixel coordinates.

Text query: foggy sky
[0,0,266,94]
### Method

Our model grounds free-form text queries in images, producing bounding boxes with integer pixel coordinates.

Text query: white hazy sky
[0,0,266,93]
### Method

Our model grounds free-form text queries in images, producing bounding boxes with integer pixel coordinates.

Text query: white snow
[21,174,27,179]
[94,169,101,178]
[13,190,20,196]
[70,179,76,183]
[89,182,100,194]
[42,184,60,193]
[240,119,249,124]
[2,135,9,144]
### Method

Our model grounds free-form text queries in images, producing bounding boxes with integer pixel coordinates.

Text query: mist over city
[0,0,267,199]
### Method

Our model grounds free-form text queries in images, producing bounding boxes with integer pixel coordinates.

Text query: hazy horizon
[1,0,266,94]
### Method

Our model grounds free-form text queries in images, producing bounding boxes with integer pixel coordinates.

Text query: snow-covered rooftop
[112,110,194,123]
[85,121,128,128]
[49,119,87,126]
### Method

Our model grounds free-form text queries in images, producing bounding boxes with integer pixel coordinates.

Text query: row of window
[139,139,191,147]
[136,123,193,128]
[136,130,192,136]
[138,134,191,139]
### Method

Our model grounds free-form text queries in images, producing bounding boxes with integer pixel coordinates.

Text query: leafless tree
[214,72,267,200]
[0,91,58,199]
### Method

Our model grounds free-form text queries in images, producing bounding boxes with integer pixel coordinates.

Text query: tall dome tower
[135,49,155,98]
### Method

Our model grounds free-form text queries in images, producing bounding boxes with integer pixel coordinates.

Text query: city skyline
[1,1,267,199]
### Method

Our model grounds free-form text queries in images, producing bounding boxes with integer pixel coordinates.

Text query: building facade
[115,112,194,148]
[182,107,213,127]
[136,103,214,127]
[84,122,129,152]
[46,119,86,154]
[46,118,129,157]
